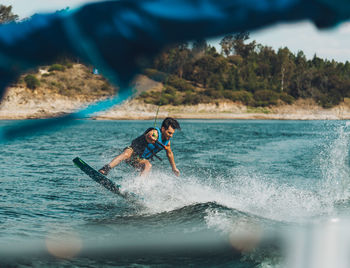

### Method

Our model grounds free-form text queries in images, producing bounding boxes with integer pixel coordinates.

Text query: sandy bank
[2,93,350,120]
[95,99,350,120]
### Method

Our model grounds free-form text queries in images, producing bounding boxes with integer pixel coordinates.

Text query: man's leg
[134,159,152,177]
[99,148,133,175]
[109,148,133,168]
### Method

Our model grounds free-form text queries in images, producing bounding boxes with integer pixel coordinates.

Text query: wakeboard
[73,157,138,202]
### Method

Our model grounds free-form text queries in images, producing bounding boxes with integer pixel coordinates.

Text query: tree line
[141,32,350,108]
[2,4,350,108]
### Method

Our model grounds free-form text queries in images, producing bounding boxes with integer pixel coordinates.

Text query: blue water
[2,120,350,267]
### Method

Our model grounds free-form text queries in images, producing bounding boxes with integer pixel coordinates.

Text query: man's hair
[161,117,181,130]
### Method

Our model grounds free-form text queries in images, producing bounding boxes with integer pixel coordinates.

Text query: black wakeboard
[73,157,138,202]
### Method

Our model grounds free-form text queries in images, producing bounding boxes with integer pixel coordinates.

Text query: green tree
[207,74,224,91]
[225,70,236,90]
[48,64,66,72]
[233,32,256,59]
[0,4,18,24]
[190,55,228,86]
[311,54,324,69]
[276,47,295,93]
[163,43,191,78]
[219,34,234,57]
[206,46,220,57]
[192,39,208,56]
[254,90,279,106]
[24,74,40,90]
[289,51,307,98]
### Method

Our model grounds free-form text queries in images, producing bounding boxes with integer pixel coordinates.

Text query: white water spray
[319,122,350,202]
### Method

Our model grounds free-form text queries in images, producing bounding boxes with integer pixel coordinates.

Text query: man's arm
[164,141,180,176]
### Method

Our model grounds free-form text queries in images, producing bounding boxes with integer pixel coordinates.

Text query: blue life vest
[141,127,169,159]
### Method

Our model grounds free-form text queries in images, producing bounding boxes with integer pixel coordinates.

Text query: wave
[116,168,327,224]
[89,201,263,224]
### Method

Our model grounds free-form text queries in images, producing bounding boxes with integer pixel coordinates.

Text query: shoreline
[1,98,350,120]
[89,99,350,121]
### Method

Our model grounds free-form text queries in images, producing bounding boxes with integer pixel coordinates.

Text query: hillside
[1,63,350,120]
[0,63,111,119]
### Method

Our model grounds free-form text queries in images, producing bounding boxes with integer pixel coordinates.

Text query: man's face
[161,126,175,140]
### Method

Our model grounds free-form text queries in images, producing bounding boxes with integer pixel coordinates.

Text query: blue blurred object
[0,0,349,141]
[93,68,99,75]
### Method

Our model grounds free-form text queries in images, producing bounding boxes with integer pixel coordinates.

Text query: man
[98,117,181,177]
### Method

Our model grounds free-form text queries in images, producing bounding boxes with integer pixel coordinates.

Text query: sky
[2,0,350,63]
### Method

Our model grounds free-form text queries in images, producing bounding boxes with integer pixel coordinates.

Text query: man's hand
[172,167,180,176]
[145,129,158,144]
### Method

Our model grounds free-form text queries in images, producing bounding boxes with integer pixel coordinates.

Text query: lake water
[2,119,350,267]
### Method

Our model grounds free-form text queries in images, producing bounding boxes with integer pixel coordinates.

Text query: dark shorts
[123,130,153,168]
[123,146,142,167]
